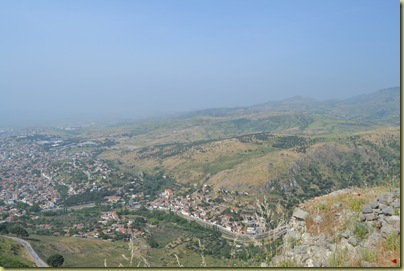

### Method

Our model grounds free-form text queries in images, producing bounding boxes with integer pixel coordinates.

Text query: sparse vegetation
[0,236,34,267]
[46,254,64,267]
[353,222,368,240]
[385,233,400,253]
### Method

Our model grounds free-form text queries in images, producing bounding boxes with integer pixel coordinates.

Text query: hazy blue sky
[0,0,399,124]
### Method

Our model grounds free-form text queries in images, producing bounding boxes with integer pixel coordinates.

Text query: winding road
[5,236,48,267]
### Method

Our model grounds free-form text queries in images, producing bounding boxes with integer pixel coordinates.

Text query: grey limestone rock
[341,229,353,239]
[348,236,359,246]
[272,190,401,268]
[340,238,356,254]
[293,208,309,221]
[374,208,383,214]
[361,205,373,214]
[381,223,398,238]
[382,206,395,216]
[377,192,394,205]
[378,203,387,211]
[327,243,335,251]
[365,213,377,221]
[392,199,400,208]
[362,232,382,248]
[385,215,400,229]
[368,200,379,209]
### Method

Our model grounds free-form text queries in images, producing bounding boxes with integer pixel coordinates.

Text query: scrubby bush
[353,222,368,239]
[46,254,64,267]
[0,255,29,267]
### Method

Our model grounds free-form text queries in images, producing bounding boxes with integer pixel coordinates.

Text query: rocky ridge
[270,187,400,267]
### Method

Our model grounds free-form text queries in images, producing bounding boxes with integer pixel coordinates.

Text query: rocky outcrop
[292,208,309,221]
[270,188,400,267]
[359,191,400,238]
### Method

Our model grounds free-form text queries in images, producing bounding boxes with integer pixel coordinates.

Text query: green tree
[9,224,29,238]
[46,254,64,267]
[28,204,41,213]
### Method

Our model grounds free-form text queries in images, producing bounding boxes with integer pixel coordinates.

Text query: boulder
[348,236,359,246]
[374,208,383,214]
[367,200,379,209]
[364,213,377,221]
[293,208,309,221]
[392,199,400,208]
[385,215,400,229]
[361,205,373,214]
[363,232,383,248]
[380,223,398,238]
[378,203,387,210]
[340,238,356,254]
[382,206,395,216]
[377,192,394,205]
[327,243,336,251]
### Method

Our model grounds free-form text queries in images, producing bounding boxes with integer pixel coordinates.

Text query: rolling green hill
[179,87,399,125]
[95,88,399,201]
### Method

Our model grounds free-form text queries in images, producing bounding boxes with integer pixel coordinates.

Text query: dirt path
[6,236,49,267]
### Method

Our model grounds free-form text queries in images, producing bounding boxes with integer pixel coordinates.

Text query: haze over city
[0,0,399,125]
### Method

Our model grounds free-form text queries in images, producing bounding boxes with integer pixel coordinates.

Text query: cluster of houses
[0,136,63,214]
[0,129,268,242]
[149,186,266,236]
[24,209,144,241]
[0,132,118,221]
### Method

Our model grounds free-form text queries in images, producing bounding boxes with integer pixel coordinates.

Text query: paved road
[6,236,48,267]
[176,211,287,244]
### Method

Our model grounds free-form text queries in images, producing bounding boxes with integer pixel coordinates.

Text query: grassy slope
[0,236,36,267]
[101,124,399,191]
[29,235,147,267]
[27,224,233,267]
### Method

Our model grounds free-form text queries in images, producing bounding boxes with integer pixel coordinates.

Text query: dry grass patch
[302,186,400,267]
[303,187,388,239]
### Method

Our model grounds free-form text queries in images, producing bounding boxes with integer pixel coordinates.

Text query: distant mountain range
[179,87,400,125]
